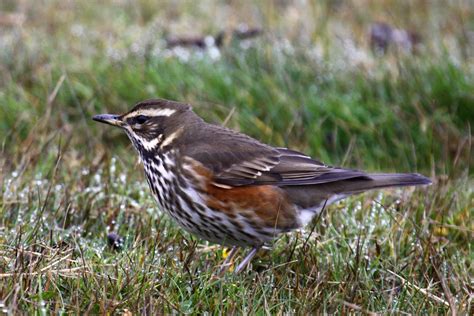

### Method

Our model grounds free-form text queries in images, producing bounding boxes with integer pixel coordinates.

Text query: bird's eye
[134,115,149,124]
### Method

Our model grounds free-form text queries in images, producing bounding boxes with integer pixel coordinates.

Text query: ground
[0,1,472,314]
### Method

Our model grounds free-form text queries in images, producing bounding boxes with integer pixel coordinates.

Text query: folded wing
[212,147,370,187]
[181,124,370,188]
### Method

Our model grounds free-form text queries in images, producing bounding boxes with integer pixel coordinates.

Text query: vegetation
[0,1,472,314]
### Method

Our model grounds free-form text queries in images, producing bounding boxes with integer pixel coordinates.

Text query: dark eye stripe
[131,115,149,125]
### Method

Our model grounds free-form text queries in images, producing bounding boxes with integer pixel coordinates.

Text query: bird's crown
[123,99,191,121]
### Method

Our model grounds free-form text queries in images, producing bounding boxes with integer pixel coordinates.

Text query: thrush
[93,99,431,273]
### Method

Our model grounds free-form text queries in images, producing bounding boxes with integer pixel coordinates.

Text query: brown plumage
[93,98,431,273]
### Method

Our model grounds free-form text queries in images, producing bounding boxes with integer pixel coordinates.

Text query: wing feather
[210,147,369,187]
[181,123,369,188]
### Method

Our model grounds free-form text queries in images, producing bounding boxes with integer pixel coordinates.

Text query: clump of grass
[0,0,472,314]
[1,147,471,314]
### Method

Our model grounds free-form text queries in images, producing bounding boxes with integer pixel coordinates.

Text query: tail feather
[284,172,431,212]
[341,172,432,194]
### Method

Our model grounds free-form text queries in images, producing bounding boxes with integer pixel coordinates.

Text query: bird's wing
[181,124,281,185]
[213,147,369,187]
[182,125,368,187]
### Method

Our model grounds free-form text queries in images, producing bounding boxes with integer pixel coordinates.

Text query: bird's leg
[218,246,239,274]
[234,246,260,274]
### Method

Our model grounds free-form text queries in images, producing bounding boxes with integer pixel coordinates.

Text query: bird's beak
[92,114,123,127]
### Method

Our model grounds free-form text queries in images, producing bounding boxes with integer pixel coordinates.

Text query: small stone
[107,232,124,251]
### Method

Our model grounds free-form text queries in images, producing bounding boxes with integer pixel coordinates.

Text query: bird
[93,98,431,273]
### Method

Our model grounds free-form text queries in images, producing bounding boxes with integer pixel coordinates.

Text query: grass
[0,0,472,314]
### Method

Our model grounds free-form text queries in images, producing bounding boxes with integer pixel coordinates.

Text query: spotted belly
[175,158,300,247]
[143,154,300,247]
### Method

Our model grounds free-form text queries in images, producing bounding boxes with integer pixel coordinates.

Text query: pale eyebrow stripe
[124,108,176,119]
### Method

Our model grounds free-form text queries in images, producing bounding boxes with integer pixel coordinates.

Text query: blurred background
[0,0,472,314]
[1,0,472,173]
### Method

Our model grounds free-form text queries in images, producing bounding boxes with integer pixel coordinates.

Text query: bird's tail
[340,172,432,194]
[284,172,431,217]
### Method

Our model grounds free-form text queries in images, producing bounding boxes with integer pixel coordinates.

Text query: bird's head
[93,99,197,155]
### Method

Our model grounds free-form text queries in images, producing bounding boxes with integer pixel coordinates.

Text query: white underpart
[141,134,163,151]
[298,210,317,227]
[123,108,176,119]
[297,194,348,226]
